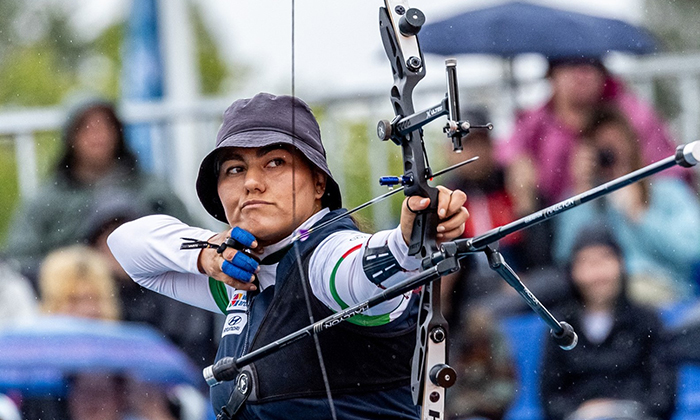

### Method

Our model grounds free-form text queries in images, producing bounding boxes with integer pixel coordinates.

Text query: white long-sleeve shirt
[107,209,422,325]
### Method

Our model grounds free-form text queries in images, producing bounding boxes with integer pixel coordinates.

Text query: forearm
[310,227,421,319]
[107,214,225,312]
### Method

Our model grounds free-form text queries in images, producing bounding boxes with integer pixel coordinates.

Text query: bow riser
[380,2,452,418]
[379,1,439,258]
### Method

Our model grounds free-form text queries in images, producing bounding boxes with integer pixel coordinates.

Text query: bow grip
[408,187,440,257]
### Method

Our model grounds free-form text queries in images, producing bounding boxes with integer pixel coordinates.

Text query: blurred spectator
[446,307,516,420]
[3,99,191,283]
[67,373,177,420]
[67,373,127,420]
[0,260,37,329]
[553,106,700,303]
[540,225,675,420]
[22,245,182,420]
[441,108,561,324]
[500,57,682,207]
[446,108,552,272]
[83,197,219,371]
[39,245,120,320]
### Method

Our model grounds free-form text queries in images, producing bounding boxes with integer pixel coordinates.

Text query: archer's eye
[222,162,245,175]
[267,158,285,168]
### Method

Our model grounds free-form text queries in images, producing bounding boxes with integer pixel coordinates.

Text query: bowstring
[289,1,338,418]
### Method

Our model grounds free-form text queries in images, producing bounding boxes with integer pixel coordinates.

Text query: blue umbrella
[0,316,201,394]
[420,1,657,58]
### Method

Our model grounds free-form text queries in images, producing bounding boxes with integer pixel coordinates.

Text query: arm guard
[362,244,403,286]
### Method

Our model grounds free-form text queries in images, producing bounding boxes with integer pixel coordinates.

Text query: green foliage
[90,23,124,99]
[35,131,63,180]
[0,139,19,240]
[645,0,700,52]
[191,5,229,95]
[328,120,407,232]
[643,0,700,120]
[342,122,373,209]
[0,45,75,106]
[0,4,84,106]
[0,131,61,241]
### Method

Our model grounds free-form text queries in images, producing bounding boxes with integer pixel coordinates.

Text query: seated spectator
[3,99,192,283]
[442,108,560,324]
[540,225,675,420]
[0,260,37,329]
[39,245,119,320]
[500,56,683,207]
[446,307,516,420]
[553,106,700,303]
[67,373,128,420]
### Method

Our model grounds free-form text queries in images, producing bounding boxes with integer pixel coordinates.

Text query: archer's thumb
[400,197,430,245]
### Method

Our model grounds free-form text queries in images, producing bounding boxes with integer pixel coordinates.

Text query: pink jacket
[499,78,682,203]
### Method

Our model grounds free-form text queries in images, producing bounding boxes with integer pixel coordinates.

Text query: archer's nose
[244,166,266,193]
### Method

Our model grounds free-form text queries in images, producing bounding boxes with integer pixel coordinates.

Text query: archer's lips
[241,200,273,209]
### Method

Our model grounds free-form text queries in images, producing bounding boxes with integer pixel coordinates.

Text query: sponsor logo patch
[226,291,248,311]
[222,312,248,337]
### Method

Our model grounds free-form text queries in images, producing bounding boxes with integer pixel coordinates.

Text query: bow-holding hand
[400,185,469,246]
[197,227,260,291]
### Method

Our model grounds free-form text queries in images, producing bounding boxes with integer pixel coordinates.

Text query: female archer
[108,92,469,420]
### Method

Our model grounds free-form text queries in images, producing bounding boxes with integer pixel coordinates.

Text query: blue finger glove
[231,227,256,248]
[217,227,257,254]
[222,252,259,283]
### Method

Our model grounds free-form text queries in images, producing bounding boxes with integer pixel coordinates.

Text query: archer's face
[217,145,326,246]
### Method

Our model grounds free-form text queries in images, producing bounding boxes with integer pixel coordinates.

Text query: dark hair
[546,56,606,76]
[584,105,650,203]
[56,102,138,183]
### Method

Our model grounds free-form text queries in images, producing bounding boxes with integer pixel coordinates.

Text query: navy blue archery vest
[210,210,418,418]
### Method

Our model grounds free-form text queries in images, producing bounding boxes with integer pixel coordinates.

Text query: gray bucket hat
[196,93,342,223]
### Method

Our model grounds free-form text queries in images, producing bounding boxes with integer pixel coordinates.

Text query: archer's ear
[314,171,327,200]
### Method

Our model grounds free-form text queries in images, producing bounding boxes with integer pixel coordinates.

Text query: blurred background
[2,1,700,420]
[1,0,699,235]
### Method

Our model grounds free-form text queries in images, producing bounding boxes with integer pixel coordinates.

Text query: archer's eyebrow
[256,144,292,157]
[221,153,244,162]
[217,144,293,166]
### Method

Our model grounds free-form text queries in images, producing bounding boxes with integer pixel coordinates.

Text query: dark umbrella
[0,316,201,395]
[420,1,657,58]
[419,2,658,111]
